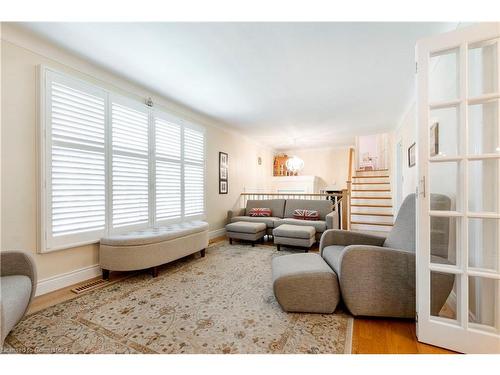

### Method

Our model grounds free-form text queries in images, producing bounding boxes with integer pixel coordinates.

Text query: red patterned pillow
[248,208,272,217]
[293,209,320,221]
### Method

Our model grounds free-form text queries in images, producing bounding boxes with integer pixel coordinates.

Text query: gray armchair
[1,251,37,345]
[319,193,455,319]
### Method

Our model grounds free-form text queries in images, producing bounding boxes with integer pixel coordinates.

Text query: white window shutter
[111,99,150,229]
[155,116,182,221]
[47,74,106,248]
[42,68,207,251]
[183,127,205,217]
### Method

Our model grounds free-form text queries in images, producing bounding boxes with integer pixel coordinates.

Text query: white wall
[391,103,418,211]
[278,147,351,190]
[1,24,273,284]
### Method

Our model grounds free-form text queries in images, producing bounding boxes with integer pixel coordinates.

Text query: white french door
[417,23,500,353]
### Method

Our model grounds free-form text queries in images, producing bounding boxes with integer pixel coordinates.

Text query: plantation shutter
[111,98,150,229]
[183,126,205,217]
[155,114,182,221]
[46,72,106,249]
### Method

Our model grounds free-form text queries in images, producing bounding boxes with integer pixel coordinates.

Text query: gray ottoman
[226,221,266,246]
[272,253,340,313]
[273,224,315,252]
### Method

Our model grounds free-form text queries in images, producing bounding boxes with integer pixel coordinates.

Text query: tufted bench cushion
[101,221,209,246]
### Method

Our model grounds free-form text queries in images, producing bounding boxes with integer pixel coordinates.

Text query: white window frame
[38,65,206,253]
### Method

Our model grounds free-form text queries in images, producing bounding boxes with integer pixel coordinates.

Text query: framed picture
[430,122,439,157]
[219,180,228,194]
[219,152,228,194]
[408,142,416,168]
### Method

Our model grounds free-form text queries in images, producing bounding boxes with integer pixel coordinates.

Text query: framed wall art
[219,152,228,194]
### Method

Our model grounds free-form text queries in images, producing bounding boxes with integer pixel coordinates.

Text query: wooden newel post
[341,188,349,230]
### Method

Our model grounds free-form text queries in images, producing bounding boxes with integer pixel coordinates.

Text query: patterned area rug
[3,242,353,354]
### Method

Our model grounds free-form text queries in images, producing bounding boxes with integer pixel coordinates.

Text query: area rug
[3,242,353,354]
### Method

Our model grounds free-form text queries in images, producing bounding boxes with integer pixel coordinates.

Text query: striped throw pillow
[248,208,272,217]
[293,209,320,221]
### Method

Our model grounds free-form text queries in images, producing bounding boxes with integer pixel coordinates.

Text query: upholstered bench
[225,221,266,246]
[272,253,340,313]
[99,221,209,279]
[273,224,316,252]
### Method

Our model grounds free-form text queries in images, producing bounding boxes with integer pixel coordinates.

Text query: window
[111,98,150,229]
[184,127,205,217]
[154,114,182,222]
[41,67,205,252]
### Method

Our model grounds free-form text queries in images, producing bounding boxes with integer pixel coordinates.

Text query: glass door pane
[468,159,500,213]
[468,101,499,155]
[468,39,498,97]
[430,48,460,103]
[468,218,499,271]
[429,161,462,211]
[430,271,458,321]
[430,106,461,157]
[468,277,499,331]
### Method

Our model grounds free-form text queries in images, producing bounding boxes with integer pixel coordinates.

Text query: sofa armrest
[319,229,386,254]
[227,208,245,223]
[325,210,339,230]
[338,245,416,317]
[0,250,38,301]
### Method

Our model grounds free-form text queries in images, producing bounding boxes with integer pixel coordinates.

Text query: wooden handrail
[345,147,355,230]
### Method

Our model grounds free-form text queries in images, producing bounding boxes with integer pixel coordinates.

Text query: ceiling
[19,22,457,150]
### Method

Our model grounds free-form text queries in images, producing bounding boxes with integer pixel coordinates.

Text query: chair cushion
[383,194,416,251]
[100,221,209,246]
[226,221,266,234]
[283,199,332,220]
[245,199,286,218]
[1,275,32,341]
[321,245,346,274]
[273,224,316,239]
[276,218,327,233]
[292,209,320,221]
[230,216,280,228]
[248,208,272,217]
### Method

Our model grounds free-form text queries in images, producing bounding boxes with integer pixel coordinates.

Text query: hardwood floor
[28,236,455,354]
[352,318,454,354]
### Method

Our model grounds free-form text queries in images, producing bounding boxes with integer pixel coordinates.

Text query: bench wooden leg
[151,266,158,278]
[200,248,206,257]
[229,238,233,245]
[251,242,255,247]
[277,244,281,251]
[102,269,110,280]
[305,248,309,253]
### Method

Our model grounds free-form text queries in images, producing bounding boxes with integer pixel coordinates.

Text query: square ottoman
[272,253,340,313]
[225,221,266,246]
[273,224,315,252]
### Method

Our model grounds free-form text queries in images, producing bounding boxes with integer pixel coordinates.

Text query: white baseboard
[36,264,101,296]
[209,228,226,239]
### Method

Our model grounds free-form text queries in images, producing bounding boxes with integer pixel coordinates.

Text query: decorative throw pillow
[248,208,272,217]
[293,209,320,221]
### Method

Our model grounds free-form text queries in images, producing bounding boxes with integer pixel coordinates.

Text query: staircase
[349,169,393,233]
